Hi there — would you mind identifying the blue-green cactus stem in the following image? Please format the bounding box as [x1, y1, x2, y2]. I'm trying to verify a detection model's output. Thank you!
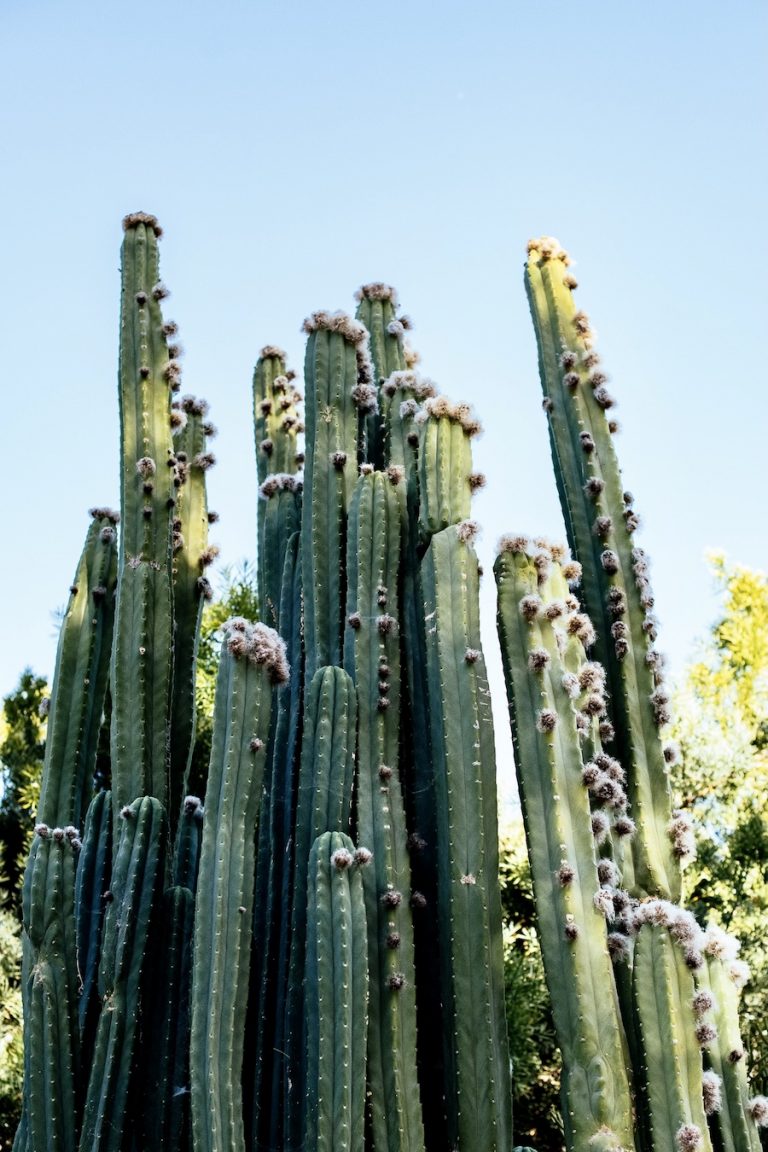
[171, 794, 204, 891]
[253, 346, 303, 608]
[249, 532, 304, 1151]
[631, 911, 713, 1152]
[189, 618, 287, 1152]
[283, 664, 356, 1151]
[417, 395, 482, 542]
[79, 794, 166, 1152]
[111, 213, 176, 815]
[301, 310, 373, 679]
[37, 509, 118, 831]
[258, 473, 302, 629]
[169, 395, 215, 831]
[22, 824, 81, 1152]
[344, 470, 425, 1152]
[140, 883, 195, 1151]
[354, 283, 407, 467]
[253, 346, 303, 484]
[494, 539, 635, 1151]
[379, 371, 435, 480]
[421, 522, 512, 1151]
[74, 790, 112, 1066]
[698, 929, 762, 1152]
[525, 238, 678, 902]
[305, 831, 369, 1152]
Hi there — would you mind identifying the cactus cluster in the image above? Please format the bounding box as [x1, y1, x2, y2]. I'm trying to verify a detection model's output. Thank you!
[494, 237, 766, 1152]
[11, 217, 764, 1152]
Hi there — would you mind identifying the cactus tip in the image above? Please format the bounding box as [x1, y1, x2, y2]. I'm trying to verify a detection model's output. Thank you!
[122, 211, 162, 236]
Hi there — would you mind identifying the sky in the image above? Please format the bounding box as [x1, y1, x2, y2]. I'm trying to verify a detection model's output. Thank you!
[1, 0, 766, 804]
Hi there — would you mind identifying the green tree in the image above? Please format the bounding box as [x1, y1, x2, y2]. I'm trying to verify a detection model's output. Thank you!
[0, 908, 23, 1148]
[0, 670, 47, 917]
[671, 554, 768, 1096]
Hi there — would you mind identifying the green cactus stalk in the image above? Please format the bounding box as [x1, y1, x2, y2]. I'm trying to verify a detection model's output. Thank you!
[301, 310, 373, 678]
[495, 539, 636, 1151]
[189, 618, 288, 1152]
[169, 395, 215, 830]
[140, 882, 196, 1150]
[258, 473, 302, 631]
[696, 928, 762, 1152]
[524, 237, 678, 902]
[417, 395, 481, 542]
[631, 916, 713, 1152]
[344, 469, 425, 1152]
[79, 795, 166, 1152]
[22, 824, 81, 1152]
[74, 789, 112, 1067]
[354, 283, 407, 467]
[283, 664, 357, 1151]
[421, 521, 512, 1151]
[253, 346, 303, 620]
[305, 831, 369, 1152]
[111, 212, 177, 816]
[36, 509, 118, 831]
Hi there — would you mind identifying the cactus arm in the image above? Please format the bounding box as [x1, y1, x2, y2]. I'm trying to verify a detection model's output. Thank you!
[259, 475, 302, 629]
[632, 922, 713, 1152]
[169, 396, 213, 829]
[37, 511, 118, 831]
[305, 831, 368, 1152]
[253, 347, 302, 610]
[495, 544, 636, 1151]
[344, 471, 425, 1152]
[79, 795, 166, 1152]
[417, 401, 478, 541]
[75, 790, 112, 1062]
[189, 620, 286, 1152]
[354, 284, 405, 467]
[22, 828, 80, 1152]
[525, 242, 678, 901]
[421, 524, 512, 1151]
[301, 314, 371, 677]
[140, 883, 195, 1151]
[699, 941, 762, 1152]
[111, 215, 175, 813]
[283, 664, 356, 1151]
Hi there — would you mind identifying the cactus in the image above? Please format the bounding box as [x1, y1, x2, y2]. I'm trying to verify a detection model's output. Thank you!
[15, 214, 762, 1152]
[79, 795, 166, 1152]
[495, 540, 635, 1150]
[305, 831, 369, 1152]
[189, 618, 287, 1152]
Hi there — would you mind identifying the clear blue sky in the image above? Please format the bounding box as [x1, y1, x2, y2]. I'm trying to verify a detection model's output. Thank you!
[1, 1, 766, 800]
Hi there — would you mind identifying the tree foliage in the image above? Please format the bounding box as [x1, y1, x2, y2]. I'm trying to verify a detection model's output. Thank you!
[0, 670, 47, 917]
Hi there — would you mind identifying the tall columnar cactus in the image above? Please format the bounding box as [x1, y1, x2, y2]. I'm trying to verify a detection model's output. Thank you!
[36, 509, 118, 830]
[189, 618, 288, 1152]
[79, 795, 166, 1152]
[21, 824, 81, 1152]
[111, 212, 177, 815]
[524, 237, 679, 902]
[493, 239, 766, 1152]
[253, 345, 302, 624]
[169, 395, 215, 828]
[495, 539, 635, 1151]
[301, 311, 373, 678]
[421, 521, 512, 1151]
[305, 831, 369, 1152]
[344, 470, 425, 1152]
